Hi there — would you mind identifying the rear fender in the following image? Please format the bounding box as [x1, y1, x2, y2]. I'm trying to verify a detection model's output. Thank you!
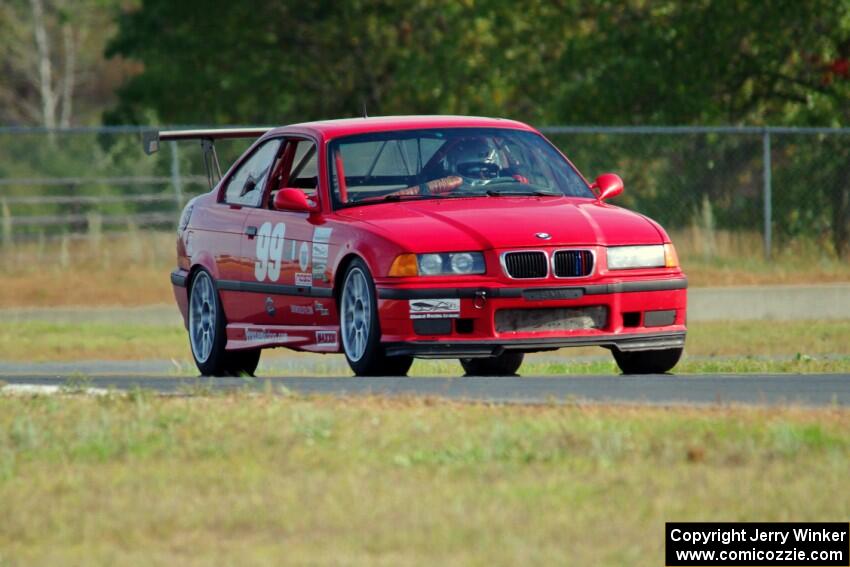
[189, 250, 221, 282]
[180, 251, 223, 328]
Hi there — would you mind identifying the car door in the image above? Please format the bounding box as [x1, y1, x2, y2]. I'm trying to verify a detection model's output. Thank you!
[214, 137, 283, 321]
[239, 138, 327, 330]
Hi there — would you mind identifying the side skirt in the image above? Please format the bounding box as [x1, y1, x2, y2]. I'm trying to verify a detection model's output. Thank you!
[225, 323, 341, 353]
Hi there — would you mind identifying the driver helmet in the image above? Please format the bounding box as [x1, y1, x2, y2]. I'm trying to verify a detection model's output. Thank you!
[449, 139, 501, 183]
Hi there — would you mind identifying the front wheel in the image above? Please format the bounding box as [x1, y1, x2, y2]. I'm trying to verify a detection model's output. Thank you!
[460, 352, 525, 376]
[612, 347, 683, 374]
[340, 259, 413, 376]
[188, 269, 261, 376]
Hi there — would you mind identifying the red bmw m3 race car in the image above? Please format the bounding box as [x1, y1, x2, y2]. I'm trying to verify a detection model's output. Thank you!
[144, 116, 687, 377]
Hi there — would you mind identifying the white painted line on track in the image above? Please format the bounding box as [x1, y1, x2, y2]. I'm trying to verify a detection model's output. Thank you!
[1, 384, 114, 396]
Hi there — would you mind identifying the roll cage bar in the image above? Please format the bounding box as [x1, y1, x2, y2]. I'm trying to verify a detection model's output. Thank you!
[143, 128, 271, 189]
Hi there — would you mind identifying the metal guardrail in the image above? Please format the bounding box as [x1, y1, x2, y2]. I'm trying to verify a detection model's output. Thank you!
[0, 133, 209, 239]
[9, 212, 178, 227]
[537, 126, 849, 258]
[0, 124, 846, 135]
[5, 193, 187, 205]
[538, 125, 850, 135]
[0, 175, 207, 187]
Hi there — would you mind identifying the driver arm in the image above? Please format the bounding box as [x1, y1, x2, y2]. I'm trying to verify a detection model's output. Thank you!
[378, 175, 463, 199]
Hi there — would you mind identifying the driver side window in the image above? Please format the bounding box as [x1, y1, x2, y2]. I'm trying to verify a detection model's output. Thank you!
[224, 139, 282, 206]
[289, 140, 318, 191]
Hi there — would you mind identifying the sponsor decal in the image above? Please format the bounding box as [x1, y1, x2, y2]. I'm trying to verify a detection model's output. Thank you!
[316, 330, 338, 346]
[245, 329, 288, 342]
[312, 246, 329, 281]
[409, 298, 461, 319]
[265, 297, 276, 316]
[312, 227, 333, 282]
[295, 272, 313, 287]
[298, 241, 310, 271]
[314, 301, 329, 317]
[290, 304, 314, 316]
[314, 227, 333, 244]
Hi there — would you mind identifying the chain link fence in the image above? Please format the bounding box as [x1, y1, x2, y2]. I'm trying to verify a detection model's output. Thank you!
[543, 126, 850, 262]
[0, 125, 848, 262]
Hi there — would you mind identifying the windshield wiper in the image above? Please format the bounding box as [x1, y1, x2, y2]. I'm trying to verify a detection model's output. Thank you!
[381, 193, 429, 202]
[485, 188, 560, 197]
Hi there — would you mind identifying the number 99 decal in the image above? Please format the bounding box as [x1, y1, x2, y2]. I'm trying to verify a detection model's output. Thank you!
[255, 222, 286, 281]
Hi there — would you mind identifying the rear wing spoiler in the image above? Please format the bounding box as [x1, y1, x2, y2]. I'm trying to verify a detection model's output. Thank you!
[143, 128, 271, 189]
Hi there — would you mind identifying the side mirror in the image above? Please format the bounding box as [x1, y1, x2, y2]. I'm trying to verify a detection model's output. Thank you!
[592, 173, 624, 202]
[273, 188, 314, 212]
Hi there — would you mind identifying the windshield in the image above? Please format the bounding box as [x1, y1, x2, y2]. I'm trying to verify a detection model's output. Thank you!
[328, 128, 593, 208]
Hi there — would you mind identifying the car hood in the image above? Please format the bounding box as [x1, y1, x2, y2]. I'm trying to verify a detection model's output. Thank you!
[337, 196, 664, 251]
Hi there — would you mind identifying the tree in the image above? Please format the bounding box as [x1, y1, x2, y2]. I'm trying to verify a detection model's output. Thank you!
[106, 0, 850, 126]
[547, 0, 850, 127]
[104, 0, 587, 125]
[0, 0, 133, 127]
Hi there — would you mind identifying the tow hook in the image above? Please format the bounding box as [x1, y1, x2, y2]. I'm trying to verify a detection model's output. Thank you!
[473, 290, 488, 310]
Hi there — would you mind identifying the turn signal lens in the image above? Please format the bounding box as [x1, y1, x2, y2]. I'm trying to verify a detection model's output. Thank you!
[664, 243, 679, 268]
[388, 254, 419, 277]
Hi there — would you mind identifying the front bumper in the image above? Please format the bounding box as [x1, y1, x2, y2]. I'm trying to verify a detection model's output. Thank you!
[376, 276, 687, 358]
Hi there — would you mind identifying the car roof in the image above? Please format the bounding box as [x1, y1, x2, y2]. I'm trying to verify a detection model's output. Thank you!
[267, 115, 536, 140]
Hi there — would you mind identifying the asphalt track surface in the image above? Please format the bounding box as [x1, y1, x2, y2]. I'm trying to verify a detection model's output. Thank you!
[2, 374, 849, 406]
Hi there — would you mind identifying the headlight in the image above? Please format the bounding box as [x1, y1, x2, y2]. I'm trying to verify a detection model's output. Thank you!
[419, 253, 444, 275]
[606, 245, 666, 270]
[388, 252, 486, 276]
[450, 253, 475, 273]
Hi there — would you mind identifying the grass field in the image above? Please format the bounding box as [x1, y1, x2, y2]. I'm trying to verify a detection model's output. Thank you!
[2, 235, 847, 565]
[2, 231, 849, 308]
[0, 394, 848, 565]
[1, 319, 849, 375]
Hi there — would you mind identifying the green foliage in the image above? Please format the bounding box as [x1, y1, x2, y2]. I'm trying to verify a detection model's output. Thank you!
[556, 0, 850, 126]
[106, 0, 850, 127]
[0, 0, 134, 126]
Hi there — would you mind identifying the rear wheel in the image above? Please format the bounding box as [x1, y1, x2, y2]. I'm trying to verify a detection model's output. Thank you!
[340, 259, 413, 376]
[189, 269, 261, 376]
[460, 352, 525, 376]
[612, 347, 682, 374]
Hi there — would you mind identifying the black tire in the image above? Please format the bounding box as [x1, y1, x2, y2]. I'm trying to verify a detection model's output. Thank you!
[340, 258, 413, 376]
[223, 348, 261, 377]
[460, 352, 525, 376]
[188, 269, 262, 377]
[612, 347, 683, 374]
